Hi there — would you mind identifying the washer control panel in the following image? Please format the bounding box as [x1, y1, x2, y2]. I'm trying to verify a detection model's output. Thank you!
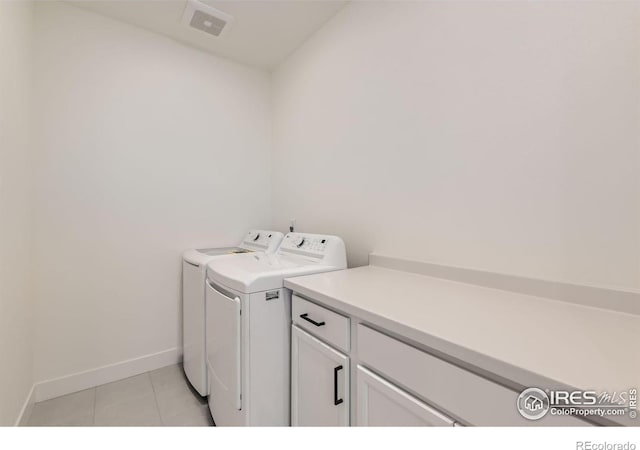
[241, 230, 284, 253]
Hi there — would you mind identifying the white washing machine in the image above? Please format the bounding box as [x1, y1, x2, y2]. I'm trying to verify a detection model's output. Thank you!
[182, 230, 284, 396]
[204, 232, 347, 426]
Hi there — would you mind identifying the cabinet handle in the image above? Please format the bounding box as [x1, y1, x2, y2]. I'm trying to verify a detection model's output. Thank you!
[333, 365, 344, 406]
[300, 313, 325, 327]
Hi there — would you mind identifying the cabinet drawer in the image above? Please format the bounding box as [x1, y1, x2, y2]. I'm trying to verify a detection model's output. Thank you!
[357, 325, 591, 427]
[357, 365, 455, 427]
[292, 295, 350, 352]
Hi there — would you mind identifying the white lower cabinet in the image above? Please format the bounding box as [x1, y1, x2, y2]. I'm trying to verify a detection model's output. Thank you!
[290, 295, 594, 427]
[291, 325, 350, 426]
[356, 366, 455, 427]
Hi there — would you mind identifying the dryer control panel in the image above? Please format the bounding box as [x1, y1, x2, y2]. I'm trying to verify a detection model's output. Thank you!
[278, 233, 347, 269]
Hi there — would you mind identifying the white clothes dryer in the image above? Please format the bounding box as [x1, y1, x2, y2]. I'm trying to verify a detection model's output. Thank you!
[204, 232, 347, 425]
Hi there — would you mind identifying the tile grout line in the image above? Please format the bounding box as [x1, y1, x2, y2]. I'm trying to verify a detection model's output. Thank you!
[148, 371, 164, 426]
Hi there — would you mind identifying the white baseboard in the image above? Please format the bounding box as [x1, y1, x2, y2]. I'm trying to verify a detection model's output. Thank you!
[33, 347, 182, 403]
[15, 384, 36, 427]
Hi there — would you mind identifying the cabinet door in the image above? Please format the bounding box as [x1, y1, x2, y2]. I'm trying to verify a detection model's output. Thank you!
[356, 366, 455, 426]
[292, 325, 349, 426]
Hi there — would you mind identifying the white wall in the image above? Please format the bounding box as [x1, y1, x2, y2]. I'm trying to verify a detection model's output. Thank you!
[272, 1, 640, 291]
[3, 0, 638, 411]
[32, 2, 272, 384]
[0, 0, 35, 425]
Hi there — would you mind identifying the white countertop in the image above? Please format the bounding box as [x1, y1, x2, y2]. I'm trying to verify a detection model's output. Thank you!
[284, 265, 640, 402]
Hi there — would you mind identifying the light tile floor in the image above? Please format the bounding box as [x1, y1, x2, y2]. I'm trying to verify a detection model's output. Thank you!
[27, 364, 214, 426]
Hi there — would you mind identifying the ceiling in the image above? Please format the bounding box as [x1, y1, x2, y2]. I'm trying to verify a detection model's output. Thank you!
[68, 0, 347, 70]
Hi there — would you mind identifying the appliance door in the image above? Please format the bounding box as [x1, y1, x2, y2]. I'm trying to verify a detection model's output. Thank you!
[182, 260, 207, 396]
[206, 279, 242, 412]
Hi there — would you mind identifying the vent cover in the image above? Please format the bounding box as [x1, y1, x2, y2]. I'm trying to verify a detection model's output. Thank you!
[181, 0, 233, 38]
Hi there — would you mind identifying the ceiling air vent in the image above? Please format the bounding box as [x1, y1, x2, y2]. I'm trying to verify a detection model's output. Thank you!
[181, 0, 234, 38]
